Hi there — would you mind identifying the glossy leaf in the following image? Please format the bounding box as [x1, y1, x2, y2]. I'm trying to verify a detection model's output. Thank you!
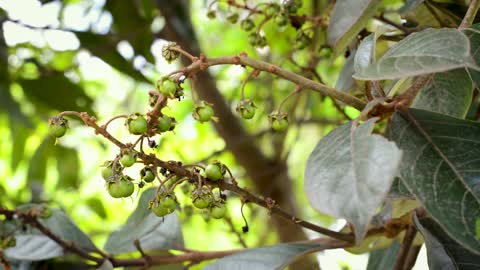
[328, 0, 382, 58]
[414, 213, 480, 270]
[366, 241, 400, 270]
[412, 69, 473, 118]
[354, 28, 477, 80]
[304, 118, 402, 243]
[204, 243, 321, 270]
[104, 188, 184, 254]
[389, 109, 480, 253]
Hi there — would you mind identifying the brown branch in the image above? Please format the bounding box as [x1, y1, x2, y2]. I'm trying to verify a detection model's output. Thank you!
[460, 0, 480, 28]
[393, 225, 418, 270]
[173, 53, 366, 111]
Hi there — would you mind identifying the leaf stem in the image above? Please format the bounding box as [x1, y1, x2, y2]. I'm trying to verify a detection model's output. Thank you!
[460, 0, 480, 29]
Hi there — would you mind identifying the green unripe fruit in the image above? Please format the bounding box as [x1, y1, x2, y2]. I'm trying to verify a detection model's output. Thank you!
[206, 9, 216, 19]
[151, 202, 171, 217]
[240, 19, 255, 31]
[264, 4, 280, 17]
[284, 0, 302, 13]
[227, 13, 239, 24]
[101, 161, 122, 181]
[274, 13, 288, 27]
[210, 203, 227, 219]
[294, 31, 312, 50]
[48, 116, 68, 138]
[108, 176, 134, 198]
[151, 193, 177, 217]
[120, 151, 137, 167]
[269, 112, 289, 131]
[191, 187, 213, 209]
[157, 115, 173, 133]
[158, 79, 177, 97]
[193, 101, 215, 123]
[236, 99, 256, 119]
[126, 114, 148, 135]
[205, 161, 226, 181]
[140, 167, 155, 183]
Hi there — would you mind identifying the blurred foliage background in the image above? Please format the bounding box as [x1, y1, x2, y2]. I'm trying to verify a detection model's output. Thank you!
[0, 0, 433, 269]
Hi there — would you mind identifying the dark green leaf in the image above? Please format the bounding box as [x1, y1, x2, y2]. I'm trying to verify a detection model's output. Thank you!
[304, 118, 402, 243]
[389, 109, 480, 253]
[328, 0, 383, 58]
[86, 197, 107, 219]
[75, 32, 149, 82]
[54, 146, 80, 189]
[412, 69, 473, 119]
[204, 243, 321, 270]
[366, 241, 400, 270]
[19, 73, 95, 115]
[354, 29, 477, 80]
[413, 212, 480, 270]
[10, 122, 31, 171]
[27, 136, 55, 183]
[104, 188, 184, 254]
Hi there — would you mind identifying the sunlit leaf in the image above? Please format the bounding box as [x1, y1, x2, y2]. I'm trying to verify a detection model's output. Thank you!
[10, 122, 31, 171]
[412, 69, 473, 118]
[104, 188, 184, 254]
[354, 28, 477, 80]
[204, 243, 321, 270]
[304, 118, 402, 243]
[86, 197, 108, 219]
[328, 0, 383, 58]
[389, 109, 480, 253]
[27, 136, 55, 184]
[413, 212, 480, 270]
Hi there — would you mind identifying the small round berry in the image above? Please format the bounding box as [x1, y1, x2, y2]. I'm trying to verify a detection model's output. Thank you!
[101, 161, 122, 181]
[126, 114, 148, 135]
[191, 187, 213, 209]
[226, 13, 239, 24]
[269, 112, 289, 131]
[240, 19, 255, 31]
[206, 9, 216, 19]
[157, 115, 174, 133]
[48, 116, 68, 138]
[210, 202, 227, 219]
[193, 101, 215, 123]
[274, 13, 289, 27]
[120, 150, 137, 167]
[158, 79, 177, 97]
[236, 99, 256, 119]
[294, 30, 312, 50]
[264, 4, 280, 17]
[107, 176, 134, 198]
[140, 167, 156, 183]
[284, 0, 302, 14]
[205, 161, 226, 181]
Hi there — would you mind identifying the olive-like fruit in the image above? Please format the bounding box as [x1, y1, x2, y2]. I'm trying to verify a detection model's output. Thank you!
[107, 176, 134, 198]
[269, 112, 289, 131]
[205, 161, 226, 181]
[120, 151, 137, 167]
[210, 203, 227, 219]
[158, 79, 177, 97]
[126, 114, 148, 135]
[240, 19, 255, 31]
[48, 116, 68, 138]
[193, 101, 215, 123]
[140, 167, 156, 183]
[236, 99, 256, 119]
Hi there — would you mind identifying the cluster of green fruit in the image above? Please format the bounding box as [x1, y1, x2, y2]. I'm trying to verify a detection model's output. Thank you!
[206, 0, 310, 49]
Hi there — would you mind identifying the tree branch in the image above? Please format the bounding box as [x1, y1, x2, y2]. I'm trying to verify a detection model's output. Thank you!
[460, 0, 480, 28]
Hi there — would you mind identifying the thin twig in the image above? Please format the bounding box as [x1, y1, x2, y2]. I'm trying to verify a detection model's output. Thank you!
[460, 0, 480, 28]
[393, 225, 418, 270]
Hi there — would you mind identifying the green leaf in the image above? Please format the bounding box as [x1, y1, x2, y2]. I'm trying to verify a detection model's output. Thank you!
[354, 33, 376, 73]
[54, 146, 80, 189]
[413, 212, 480, 270]
[304, 118, 403, 243]
[40, 209, 97, 251]
[86, 197, 107, 219]
[328, 0, 383, 58]
[4, 234, 63, 260]
[354, 28, 477, 80]
[335, 49, 356, 92]
[366, 241, 400, 270]
[75, 32, 149, 82]
[104, 188, 184, 254]
[464, 24, 480, 88]
[10, 122, 31, 171]
[204, 243, 321, 270]
[389, 108, 480, 253]
[19, 73, 95, 115]
[412, 69, 473, 118]
[27, 136, 55, 183]
[4, 208, 97, 261]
